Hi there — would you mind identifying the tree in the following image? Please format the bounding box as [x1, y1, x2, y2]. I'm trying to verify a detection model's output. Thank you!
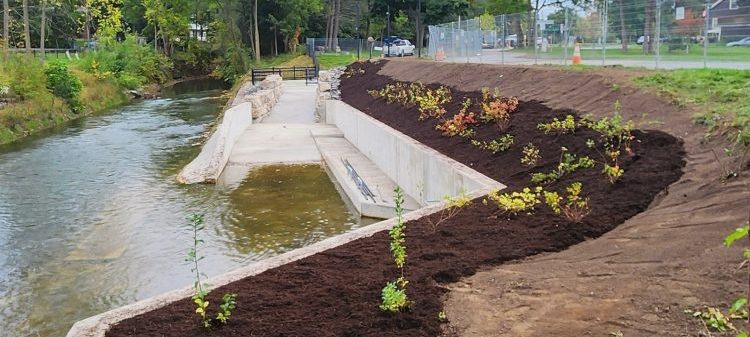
[22, 0, 30, 55]
[253, 0, 259, 60]
[2, 0, 9, 56]
[40, 0, 46, 58]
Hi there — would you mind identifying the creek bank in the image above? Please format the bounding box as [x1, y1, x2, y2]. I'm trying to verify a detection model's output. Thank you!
[99, 61, 684, 337]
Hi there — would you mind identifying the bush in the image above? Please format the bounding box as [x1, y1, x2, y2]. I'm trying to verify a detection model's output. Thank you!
[0, 55, 47, 100]
[81, 35, 173, 89]
[45, 61, 84, 113]
[212, 45, 250, 83]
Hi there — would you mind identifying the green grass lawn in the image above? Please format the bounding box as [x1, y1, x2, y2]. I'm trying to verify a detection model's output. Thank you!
[520, 44, 750, 62]
[316, 50, 383, 69]
[633, 69, 750, 143]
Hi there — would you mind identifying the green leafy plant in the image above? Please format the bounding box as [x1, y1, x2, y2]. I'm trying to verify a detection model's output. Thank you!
[428, 192, 472, 230]
[381, 186, 410, 313]
[486, 187, 543, 216]
[543, 182, 591, 223]
[531, 147, 595, 184]
[44, 61, 84, 113]
[186, 214, 238, 328]
[471, 134, 514, 154]
[521, 143, 541, 167]
[187, 214, 211, 328]
[415, 86, 452, 120]
[537, 115, 578, 135]
[438, 310, 447, 322]
[436, 112, 478, 136]
[216, 293, 238, 324]
[582, 111, 636, 184]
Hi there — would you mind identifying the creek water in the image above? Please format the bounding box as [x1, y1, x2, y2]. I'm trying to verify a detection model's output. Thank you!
[0, 79, 367, 337]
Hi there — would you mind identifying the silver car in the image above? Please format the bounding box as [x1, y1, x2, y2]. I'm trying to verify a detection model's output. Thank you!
[727, 37, 750, 47]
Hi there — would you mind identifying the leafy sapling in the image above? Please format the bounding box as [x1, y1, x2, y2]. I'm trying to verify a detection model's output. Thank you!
[381, 186, 410, 313]
[531, 147, 594, 184]
[186, 214, 238, 328]
[428, 192, 472, 230]
[521, 143, 541, 167]
[543, 182, 592, 223]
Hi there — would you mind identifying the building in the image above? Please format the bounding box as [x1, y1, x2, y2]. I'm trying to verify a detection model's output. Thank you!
[709, 0, 750, 41]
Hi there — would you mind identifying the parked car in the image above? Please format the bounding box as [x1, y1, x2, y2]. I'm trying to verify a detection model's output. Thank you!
[384, 39, 415, 56]
[727, 37, 750, 47]
[636, 35, 669, 45]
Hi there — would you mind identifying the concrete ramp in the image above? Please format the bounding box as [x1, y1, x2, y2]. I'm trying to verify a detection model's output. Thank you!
[315, 136, 421, 219]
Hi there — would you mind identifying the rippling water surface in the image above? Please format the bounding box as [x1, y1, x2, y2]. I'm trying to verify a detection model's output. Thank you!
[0, 80, 365, 337]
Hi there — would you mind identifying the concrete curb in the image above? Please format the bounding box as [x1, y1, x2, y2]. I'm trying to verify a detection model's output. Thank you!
[66, 103, 506, 337]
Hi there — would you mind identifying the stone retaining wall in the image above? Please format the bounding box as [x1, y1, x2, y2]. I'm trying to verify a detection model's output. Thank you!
[314, 69, 343, 122]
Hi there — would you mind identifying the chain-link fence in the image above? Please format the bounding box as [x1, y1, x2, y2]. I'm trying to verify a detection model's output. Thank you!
[428, 0, 750, 69]
[306, 38, 385, 68]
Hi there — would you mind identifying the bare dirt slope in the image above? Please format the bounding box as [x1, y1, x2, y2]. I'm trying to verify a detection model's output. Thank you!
[380, 60, 749, 337]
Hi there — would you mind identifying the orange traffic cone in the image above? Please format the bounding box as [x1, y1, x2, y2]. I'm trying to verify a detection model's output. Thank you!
[572, 43, 582, 65]
[436, 47, 446, 61]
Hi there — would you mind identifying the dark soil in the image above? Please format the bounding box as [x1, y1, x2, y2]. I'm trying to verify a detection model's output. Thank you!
[106, 61, 685, 337]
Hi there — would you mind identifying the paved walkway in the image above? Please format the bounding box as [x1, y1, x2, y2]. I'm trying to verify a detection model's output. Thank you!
[445, 49, 750, 69]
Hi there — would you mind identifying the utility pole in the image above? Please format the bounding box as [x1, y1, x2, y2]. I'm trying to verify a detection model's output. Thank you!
[564, 7, 569, 65]
[655, 0, 662, 69]
[416, 0, 421, 58]
[704, 0, 710, 68]
[602, 0, 608, 66]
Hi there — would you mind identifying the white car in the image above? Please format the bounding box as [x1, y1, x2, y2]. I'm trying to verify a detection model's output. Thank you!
[727, 37, 750, 47]
[384, 39, 415, 57]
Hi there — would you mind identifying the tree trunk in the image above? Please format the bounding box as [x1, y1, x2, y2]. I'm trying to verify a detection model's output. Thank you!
[618, 0, 627, 52]
[22, 0, 30, 55]
[513, 17, 523, 47]
[325, 0, 332, 50]
[332, 0, 340, 52]
[643, 0, 653, 54]
[273, 25, 277, 56]
[40, 0, 46, 59]
[2, 0, 9, 57]
[253, 0, 260, 61]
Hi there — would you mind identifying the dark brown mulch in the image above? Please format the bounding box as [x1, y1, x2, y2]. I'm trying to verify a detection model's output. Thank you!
[106, 61, 685, 337]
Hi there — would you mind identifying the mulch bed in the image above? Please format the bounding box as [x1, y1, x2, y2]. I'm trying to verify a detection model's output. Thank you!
[106, 61, 685, 337]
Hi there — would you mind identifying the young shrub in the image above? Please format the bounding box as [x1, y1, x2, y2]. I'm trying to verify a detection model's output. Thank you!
[543, 182, 591, 223]
[436, 112, 477, 136]
[186, 214, 238, 328]
[486, 187, 542, 216]
[471, 134, 514, 154]
[521, 143, 541, 167]
[531, 147, 595, 184]
[44, 61, 84, 113]
[415, 86, 452, 120]
[381, 186, 410, 313]
[478, 88, 519, 131]
[582, 111, 636, 184]
[537, 115, 578, 135]
[428, 192, 472, 230]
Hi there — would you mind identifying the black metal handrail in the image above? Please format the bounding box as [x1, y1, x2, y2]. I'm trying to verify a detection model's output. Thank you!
[251, 66, 319, 85]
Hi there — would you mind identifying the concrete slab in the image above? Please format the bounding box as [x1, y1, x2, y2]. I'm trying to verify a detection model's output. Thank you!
[315, 136, 421, 219]
[261, 80, 317, 124]
[227, 124, 334, 166]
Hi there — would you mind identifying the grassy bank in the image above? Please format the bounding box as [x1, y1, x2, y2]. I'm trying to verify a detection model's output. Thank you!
[633, 69, 750, 143]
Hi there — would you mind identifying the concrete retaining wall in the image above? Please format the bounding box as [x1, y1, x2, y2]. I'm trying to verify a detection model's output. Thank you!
[176, 102, 254, 184]
[177, 75, 284, 184]
[324, 100, 502, 204]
